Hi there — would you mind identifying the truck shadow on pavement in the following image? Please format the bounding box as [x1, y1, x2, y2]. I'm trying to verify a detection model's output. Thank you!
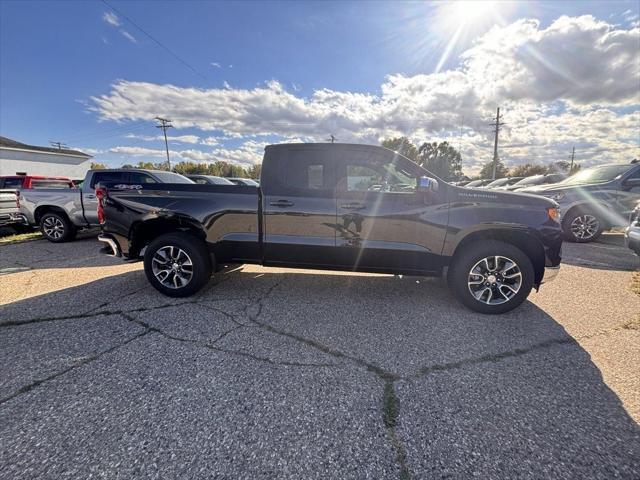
[1, 267, 639, 478]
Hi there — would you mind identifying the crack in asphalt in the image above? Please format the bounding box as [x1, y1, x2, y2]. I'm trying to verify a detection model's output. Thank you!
[0, 329, 151, 406]
[118, 312, 336, 369]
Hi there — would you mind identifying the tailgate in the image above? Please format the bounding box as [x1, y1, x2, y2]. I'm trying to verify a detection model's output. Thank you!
[0, 189, 19, 214]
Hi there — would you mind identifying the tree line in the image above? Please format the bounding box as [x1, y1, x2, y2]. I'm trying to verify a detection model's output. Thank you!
[380, 136, 580, 180]
[90, 160, 261, 179]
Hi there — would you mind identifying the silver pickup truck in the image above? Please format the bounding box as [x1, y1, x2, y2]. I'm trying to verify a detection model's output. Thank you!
[0, 189, 28, 229]
[20, 168, 193, 242]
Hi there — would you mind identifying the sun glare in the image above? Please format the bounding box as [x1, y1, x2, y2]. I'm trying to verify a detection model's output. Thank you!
[432, 0, 510, 73]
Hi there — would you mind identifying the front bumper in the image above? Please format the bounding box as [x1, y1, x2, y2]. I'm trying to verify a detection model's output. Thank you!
[542, 265, 560, 284]
[98, 234, 122, 257]
[624, 225, 640, 255]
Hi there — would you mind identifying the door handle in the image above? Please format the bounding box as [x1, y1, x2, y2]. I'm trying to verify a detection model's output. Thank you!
[85, 194, 96, 200]
[341, 203, 366, 210]
[270, 200, 294, 207]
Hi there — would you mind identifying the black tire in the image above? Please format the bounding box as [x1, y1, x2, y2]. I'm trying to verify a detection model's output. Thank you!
[143, 232, 213, 297]
[447, 240, 535, 314]
[39, 212, 76, 243]
[562, 209, 603, 243]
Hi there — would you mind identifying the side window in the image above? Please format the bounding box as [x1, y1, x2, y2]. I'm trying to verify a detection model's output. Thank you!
[90, 172, 128, 188]
[346, 165, 383, 192]
[130, 172, 158, 184]
[345, 162, 416, 193]
[279, 149, 332, 196]
[2, 178, 22, 188]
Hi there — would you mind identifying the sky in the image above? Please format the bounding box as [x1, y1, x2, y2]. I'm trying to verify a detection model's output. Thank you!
[0, 0, 638, 175]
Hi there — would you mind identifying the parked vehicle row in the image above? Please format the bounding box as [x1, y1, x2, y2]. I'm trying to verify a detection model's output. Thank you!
[98, 143, 562, 315]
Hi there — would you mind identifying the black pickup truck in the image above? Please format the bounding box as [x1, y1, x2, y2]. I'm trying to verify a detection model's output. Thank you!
[99, 143, 562, 314]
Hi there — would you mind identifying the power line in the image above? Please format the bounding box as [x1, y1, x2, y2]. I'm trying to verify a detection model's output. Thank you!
[49, 141, 68, 150]
[155, 117, 174, 170]
[101, 0, 208, 82]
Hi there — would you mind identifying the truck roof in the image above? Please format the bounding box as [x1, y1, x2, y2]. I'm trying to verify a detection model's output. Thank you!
[265, 142, 396, 155]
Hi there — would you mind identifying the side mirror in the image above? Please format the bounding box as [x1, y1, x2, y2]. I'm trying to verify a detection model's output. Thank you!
[417, 176, 439, 193]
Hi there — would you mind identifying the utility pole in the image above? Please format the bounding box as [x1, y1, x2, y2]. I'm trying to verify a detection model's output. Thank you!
[155, 117, 173, 170]
[49, 141, 68, 150]
[328, 134, 336, 144]
[569, 146, 575, 172]
[490, 107, 505, 179]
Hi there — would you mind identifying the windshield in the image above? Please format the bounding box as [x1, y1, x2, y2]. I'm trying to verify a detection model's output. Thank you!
[559, 164, 631, 186]
[513, 175, 544, 186]
[485, 178, 509, 187]
[153, 172, 194, 183]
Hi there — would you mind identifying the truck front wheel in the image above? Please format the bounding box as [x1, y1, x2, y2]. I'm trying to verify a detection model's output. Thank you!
[143, 233, 213, 297]
[447, 240, 534, 314]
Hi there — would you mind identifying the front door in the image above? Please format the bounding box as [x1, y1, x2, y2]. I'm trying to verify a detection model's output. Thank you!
[334, 146, 449, 274]
[263, 144, 337, 267]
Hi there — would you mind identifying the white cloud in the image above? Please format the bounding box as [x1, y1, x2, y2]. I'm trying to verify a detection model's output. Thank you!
[211, 62, 221, 68]
[92, 15, 640, 173]
[120, 30, 137, 43]
[125, 133, 200, 144]
[102, 11, 121, 27]
[109, 140, 267, 165]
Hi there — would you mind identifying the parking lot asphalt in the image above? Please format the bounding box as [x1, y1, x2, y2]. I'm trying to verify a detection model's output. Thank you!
[1, 234, 639, 479]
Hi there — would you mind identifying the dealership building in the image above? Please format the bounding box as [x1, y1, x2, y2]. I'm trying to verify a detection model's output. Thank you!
[0, 136, 92, 178]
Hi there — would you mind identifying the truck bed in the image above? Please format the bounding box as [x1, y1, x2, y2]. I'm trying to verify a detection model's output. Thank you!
[104, 183, 260, 260]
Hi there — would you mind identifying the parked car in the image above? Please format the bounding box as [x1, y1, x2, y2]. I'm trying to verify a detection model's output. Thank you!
[0, 175, 74, 189]
[506, 173, 567, 191]
[227, 177, 260, 186]
[483, 177, 525, 189]
[465, 178, 492, 188]
[19, 168, 193, 242]
[624, 200, 640, 255]
[0, 189, 28, 229]
[518, 161, 640, 242]
[185, 174, 235, 185]
[98, 143, 562, 314]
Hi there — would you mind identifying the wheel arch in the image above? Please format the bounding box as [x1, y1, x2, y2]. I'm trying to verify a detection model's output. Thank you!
[34, 205, 70, 224]
[561, 201, 614, 230]
[451, 228, 546, 286]
[129, 214, 207, 257]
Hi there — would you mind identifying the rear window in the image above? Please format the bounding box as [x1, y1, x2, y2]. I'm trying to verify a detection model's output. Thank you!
[90, 171, 128, 188]
[150, 172, 194, 183]
[31, 180, 72, 189]
[1, 178, 23, 188]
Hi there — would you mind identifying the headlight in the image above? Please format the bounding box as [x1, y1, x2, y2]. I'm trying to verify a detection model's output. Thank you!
[547, 207, 560, 222]
[550, 192, 565, 201]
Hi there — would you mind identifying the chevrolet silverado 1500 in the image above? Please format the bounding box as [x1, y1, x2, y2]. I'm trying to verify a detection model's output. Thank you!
[19, 168, 193, 242]
[99, 143, 562, 314]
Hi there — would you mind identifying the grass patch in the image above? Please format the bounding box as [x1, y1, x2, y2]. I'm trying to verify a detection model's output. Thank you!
[382, 381, 400, 429]
[0, 231, 41, 244]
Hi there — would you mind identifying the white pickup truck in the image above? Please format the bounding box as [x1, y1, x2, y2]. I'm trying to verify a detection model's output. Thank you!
[19, 168, 193, 242]
[0, 189, 28, 229]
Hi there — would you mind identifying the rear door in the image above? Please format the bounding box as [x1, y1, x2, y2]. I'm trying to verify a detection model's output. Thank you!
[263, 145, 337, 266]
[334, 146, 449, 274]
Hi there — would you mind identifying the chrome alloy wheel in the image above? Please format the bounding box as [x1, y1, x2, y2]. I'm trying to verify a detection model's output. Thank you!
[570, 214, 599, 240]
[151, 246, 194, 289]
[467, 255, 523, 305]
[42, 216, 65, 239]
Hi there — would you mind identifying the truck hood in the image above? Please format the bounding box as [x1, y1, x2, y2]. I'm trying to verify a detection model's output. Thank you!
[453, 185, 557, 208]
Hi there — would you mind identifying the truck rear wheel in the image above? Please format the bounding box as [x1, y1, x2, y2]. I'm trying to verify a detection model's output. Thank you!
[143, 233, 213, 297]
[40, 212, 76, 243]
[447, 240, 534, 314]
